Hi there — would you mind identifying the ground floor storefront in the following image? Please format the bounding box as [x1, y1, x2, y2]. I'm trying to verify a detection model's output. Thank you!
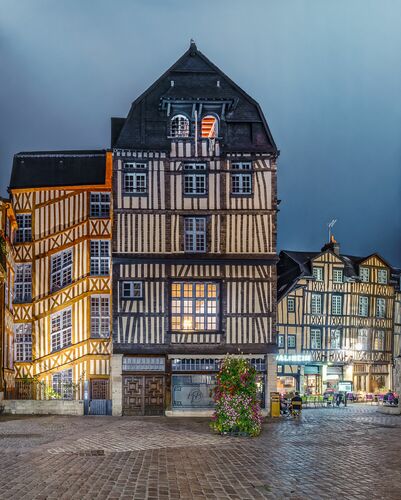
[112, 354, 276, 416]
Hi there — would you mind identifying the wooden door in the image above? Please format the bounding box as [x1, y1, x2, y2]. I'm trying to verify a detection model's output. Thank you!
[122, 375, 164, 416]
[123, 376, 144, 416]
[144, 375, 164, 416]
[91, 379, 109, 400]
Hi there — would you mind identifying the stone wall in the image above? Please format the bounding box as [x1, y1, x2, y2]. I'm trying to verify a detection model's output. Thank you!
[1, 399, 84, 416]
[393, 357, 401, 394]
[111, 354, 123, 416]
[266, 353, 277, 416]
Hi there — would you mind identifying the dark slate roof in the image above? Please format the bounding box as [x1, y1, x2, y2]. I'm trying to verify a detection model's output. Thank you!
[278, 249, 399, 300]
[10, 150, 107, 189]
[113, 41, 277, 154]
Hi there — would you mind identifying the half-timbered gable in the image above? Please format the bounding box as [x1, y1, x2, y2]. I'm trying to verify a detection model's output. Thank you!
[111, 42, 278, 415]
[277, 240, 398, 395]
[9, 151, 112, 402]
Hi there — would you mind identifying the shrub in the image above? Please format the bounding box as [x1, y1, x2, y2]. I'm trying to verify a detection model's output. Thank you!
[211, 356, 263, 437]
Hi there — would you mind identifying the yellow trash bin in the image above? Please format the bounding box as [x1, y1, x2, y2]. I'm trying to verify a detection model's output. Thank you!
[270, 391, 281, 417]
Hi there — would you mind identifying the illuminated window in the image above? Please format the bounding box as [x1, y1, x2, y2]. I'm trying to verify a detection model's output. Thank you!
[52, 368, 73, 400]
[171, 114, 190, 138]
[14, 323, 32, 362]
[171, 282, 219, 332]
[358, 296, 369, 317]
[184, 217, 206, 252]
[311, 294, 322, 314]
[90, 241, 110, 276]
[122, 281, 143, 299]
[359, 267, 369, 282]
[312, 266, 324, 281]
[124, 163, 147, 194]
[51, 309, 72, 352]
[51, 249, 72, 292]
[90, 296, 110, 338]
[332, 269, 343, 283]
[15, 214, 32, 243]
[14, 264, 32, 303]
[201, 115, 218, 138]
[311, 329, 322, 349]
[90, 192, 110, 218]
[231, 162, 252, 195]
[377, 269, 388, 284]
[357, 329, 368, 350]
[376, 298, 386, 318]
[330, 329, 341, 349]
[183, 163, 207, 195]
[374, 330, 385, 351]
[287, 297, 295, 312]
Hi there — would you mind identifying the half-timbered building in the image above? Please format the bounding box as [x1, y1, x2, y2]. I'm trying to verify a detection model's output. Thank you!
[0, 198, 17, 397]
[111, 42, 279, 415]
[277, 238, 399, 395]
[8, 151, 112, 402]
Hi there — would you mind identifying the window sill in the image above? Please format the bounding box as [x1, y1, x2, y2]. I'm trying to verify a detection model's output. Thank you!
[230, 193, 253, 198]
[123, 192, 149, 197]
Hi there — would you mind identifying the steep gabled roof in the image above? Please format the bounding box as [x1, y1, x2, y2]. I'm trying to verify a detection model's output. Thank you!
[113, 41, 278, 153]
[10, 150, 107, 189]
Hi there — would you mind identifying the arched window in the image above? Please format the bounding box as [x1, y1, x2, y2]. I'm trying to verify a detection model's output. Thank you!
[201, 115, 218, 138]
[170, 114, 190, 138]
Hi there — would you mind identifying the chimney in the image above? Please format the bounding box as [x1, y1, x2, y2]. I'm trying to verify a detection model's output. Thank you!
[321, 234, 340, 256]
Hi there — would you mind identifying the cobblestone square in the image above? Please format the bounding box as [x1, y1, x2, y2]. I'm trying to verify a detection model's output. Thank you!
[0, 405, 400, 499]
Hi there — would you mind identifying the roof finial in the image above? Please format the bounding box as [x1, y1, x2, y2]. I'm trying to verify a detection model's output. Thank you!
[189, 39, 197, 55]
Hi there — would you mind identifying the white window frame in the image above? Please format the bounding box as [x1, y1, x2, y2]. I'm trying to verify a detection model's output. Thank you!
[358, 296, 369, 317]
[122, 281, 143, 299]
[287, 297, 295, 313]
[332, 269, 343, 283]
[288, 335, 296, 349]
[90, 192, 110, 218]
[183, 163, 207, 196]
[330, 329, 342, 349]
[90, 295, 110, 338]
[332, 295, 342, 315]
[359, 267, 370, 282]
[357, 329, 368, 350]
[311, 294, 322, 315]
[51, 249, 72, 292]
[170, 114, 190, 138]
[184, 217, 206, 253]
[374, 330, 385, 351]
[376, 298, 386, 318]
[90, 240, 110, 276]
[52, 368, 73, 400]
[231, 162, 252, 195]
[14, 263, 32, 303]
[377, 269, 388, 284]
[14, 323, 32, 362]
[312, 266, 324, 281]
[277, 335, 285, 348]
[15, 213, 32, 243]
[311, 329, 322, 349]
[123, 163, 148, 194]
[51, 308, 72, 352]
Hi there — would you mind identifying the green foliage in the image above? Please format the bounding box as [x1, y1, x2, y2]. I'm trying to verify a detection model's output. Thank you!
[211, 356, 263, 437]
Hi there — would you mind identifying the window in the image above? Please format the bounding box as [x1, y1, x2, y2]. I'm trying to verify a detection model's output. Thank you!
[377, 269, 388, 284]
[171, 114, 190, 138]
[312, 267, 324, 281]
[14, 323, 32, 362]
[332, 269, 343, 283]
[311, 294, 322, 314]
[124, 163, 147, 194]
[231, 162, 252, 195]
[90, 296, 110, 338]
[288, 335, 296, 349]
[90, 241, 110, 276]
[374, 330, 385, 351]
[52, 369, 73, 400]
[171, 282, 219, 331]
[287, 297, 295, 313]
[14, 264, 32, 303]
[376, 298, 386, 318]
[51, 249, 72, 292]
[277, 335, 284, 348]
[357, 329, 368, 350]
[15, 214, 32, 243]
[51, 309, 72, 352]
[358, 296, 369, 317]
[90, 192, 110, 218]
[311, 329, 322, 349]
[201, 115, 218, 138]
[332, 295, 342, 315]
[184, 217, 206, 252]
[330, 329, 342, 349]
[183, 163, 207, 195]
[359, 267, 370, 282]
[122, 281, 143, 299]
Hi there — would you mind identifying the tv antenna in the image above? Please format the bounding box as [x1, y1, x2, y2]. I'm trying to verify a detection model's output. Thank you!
[327, 219, 337, 241]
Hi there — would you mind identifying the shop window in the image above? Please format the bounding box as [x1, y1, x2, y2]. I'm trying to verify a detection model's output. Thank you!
[172, 374, 216, 409]
[171, 114, 190, 138]
[201, 115, 218, 138]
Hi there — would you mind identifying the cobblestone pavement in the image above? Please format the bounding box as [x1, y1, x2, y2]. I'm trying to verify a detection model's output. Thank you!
[0, 405, 401, 499]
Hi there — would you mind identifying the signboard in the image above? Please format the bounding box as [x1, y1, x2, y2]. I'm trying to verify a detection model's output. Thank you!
[276, 354, 312, 364]
[338, 381, 353, 392]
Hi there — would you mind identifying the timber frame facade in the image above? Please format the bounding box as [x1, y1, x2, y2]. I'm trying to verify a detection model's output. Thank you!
[111, 42, 279, 415]
[277, 240, 400, 395]
[8, 151, 112, 401]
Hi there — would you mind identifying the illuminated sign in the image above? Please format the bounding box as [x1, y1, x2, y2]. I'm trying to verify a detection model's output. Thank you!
[276, 354, 312, 363]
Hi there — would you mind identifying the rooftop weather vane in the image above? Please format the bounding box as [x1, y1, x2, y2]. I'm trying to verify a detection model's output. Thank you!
[327, 219, 337, 242]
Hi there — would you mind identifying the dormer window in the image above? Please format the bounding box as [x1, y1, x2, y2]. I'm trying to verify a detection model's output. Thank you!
[201, 115, 218, 138]
[171, 114, 190, 138]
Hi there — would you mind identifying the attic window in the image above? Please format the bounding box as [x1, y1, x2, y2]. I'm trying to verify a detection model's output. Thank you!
[201, 115, 218, 138]
[171, 114, 190, 138]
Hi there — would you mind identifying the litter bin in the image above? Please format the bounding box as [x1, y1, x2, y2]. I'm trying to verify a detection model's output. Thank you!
[270, 391, 280, 417]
